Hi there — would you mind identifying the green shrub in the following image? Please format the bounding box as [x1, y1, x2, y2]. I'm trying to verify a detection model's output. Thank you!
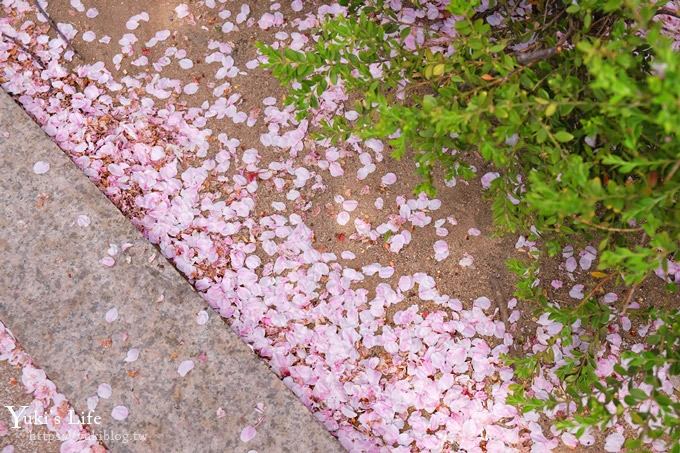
[259, 0, 680, 446]
[260, 0, 679, 283]
[504, 258, 680, 449]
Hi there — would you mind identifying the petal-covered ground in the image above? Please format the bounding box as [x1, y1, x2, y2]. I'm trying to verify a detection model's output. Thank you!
[1, 1, 678, 452]
[0, 321, 102, 452]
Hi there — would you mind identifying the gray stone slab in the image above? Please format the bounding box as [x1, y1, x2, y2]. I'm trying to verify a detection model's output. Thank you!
[0, 90, 342, 452]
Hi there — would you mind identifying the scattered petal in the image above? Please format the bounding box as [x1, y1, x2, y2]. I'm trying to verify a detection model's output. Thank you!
[32, 161, 50, 174]
[97, 383, 112, 399]
[569, 284, 585, 300]
[111, 405, 129, 421]
[178, 360, 194, 377]
[240, 425, 257, 442]
[76, 214, 91, 227]
[105, 308, 118, 323]
[604, 432, 624, 452]
[481, 172, 500, 189]
[175, 4, 189, 18]
[433, 240, 449, 262]
[124, 348, 140, 363]
[381, 172, 397, 185]
[196, 310, 209, 325]
[336, 211, 350, 226]
[467, 227, 481, 236]
[459, 253, 474, 268]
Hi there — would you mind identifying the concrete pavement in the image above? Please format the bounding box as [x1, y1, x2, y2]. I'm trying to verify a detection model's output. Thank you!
[0, 90, 342, 453]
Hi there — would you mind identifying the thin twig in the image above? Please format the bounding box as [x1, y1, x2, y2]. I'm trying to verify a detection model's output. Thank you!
[512, 20, 573, 68]
[515, 47, 558, 65]
[582, 273, 614, 303]
[664, 159, 680, 184]
[32, 0, 80, 57]
[619, 231, 649, 316]
[577, 218, 643, 233]
[620, 282, 640, 316]
[656, 7, 680, 20]
[0, 32, 46, 69]
[490, 262, 510, 326]
[542, 0, 553, 26]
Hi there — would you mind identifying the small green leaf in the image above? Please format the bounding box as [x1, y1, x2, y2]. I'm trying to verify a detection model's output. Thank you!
[545, 103, 557, 117]
[555, 131, 574, 142]
[629, 388, 648, 401]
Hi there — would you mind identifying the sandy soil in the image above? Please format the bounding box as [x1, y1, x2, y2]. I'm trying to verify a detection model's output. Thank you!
[46, 0, 523, 320]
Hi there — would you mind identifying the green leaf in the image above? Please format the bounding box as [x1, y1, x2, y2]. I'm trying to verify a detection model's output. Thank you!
[545, 103, 557, 117]
[555, 131, 574, 142]
[629, 388, 648, 401]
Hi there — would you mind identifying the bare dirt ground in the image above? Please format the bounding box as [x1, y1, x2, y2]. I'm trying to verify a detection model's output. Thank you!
[48, 0, 522, 319]
[45, 0, 672, 329]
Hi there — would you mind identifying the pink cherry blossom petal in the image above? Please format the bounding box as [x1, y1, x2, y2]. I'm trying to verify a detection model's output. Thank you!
[569, 284, 585, 300]
[433, 240, 449, 262]
[342, 200, 358, 212]
[196, 310, 209, 325]
[97, 383, 112, 399]
[459, 253, 474, 267]
[481, 172, 500, 189]
[603, 292, 618, 303]
[105, 308, 118, 323]
[565, 256, 577, 273]
[240, 425, 257, 442]
[32, 161, 50, 174]
[183, 83, 199, 95]
[111, 405, 129, 421]
[175, 4, 189, 18]
[76, 214, 91, 227]
[124, 348, 140, 363]
[381, 172, 397, 185]
[336, 211, 350, 226]
[467, 227, 481, 236]
[604, 432, 624, 452]
[178, 360, 194, 377]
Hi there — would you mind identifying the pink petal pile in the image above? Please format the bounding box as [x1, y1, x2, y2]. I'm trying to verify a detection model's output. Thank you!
[0, 321, 102, 452]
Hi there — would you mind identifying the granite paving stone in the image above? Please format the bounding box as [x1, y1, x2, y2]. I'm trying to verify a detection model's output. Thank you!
[0, 89, 343, 453]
